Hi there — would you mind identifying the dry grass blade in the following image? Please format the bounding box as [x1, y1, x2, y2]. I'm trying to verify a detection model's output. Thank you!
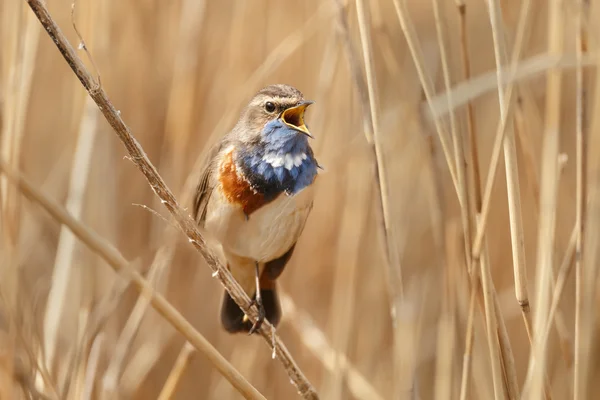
[24, 1, 318, 398]
[0, 159, 266, 400]
[525, 0, 564, 398]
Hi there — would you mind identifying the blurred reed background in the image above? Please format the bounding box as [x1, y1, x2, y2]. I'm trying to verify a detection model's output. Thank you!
[1, 0, 600, 399]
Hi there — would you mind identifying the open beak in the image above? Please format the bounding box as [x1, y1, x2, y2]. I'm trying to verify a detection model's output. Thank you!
[280, 100, 314, 138]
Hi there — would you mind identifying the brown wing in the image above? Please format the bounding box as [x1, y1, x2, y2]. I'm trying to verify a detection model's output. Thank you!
[192, 140, 227, 226]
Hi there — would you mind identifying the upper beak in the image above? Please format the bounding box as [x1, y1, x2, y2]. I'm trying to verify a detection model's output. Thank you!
[280, 100, 314, 138]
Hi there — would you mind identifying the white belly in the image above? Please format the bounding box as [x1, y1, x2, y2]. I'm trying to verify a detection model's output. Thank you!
[204, 186, 314, 262]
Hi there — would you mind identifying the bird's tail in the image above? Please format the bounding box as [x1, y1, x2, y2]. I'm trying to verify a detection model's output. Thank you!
[220, 285, 281, 334]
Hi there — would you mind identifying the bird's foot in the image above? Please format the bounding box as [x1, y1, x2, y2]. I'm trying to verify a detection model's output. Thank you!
[247, 296, 265, 335]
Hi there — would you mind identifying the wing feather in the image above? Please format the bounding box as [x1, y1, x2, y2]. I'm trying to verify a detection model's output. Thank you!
[193, 140, 227, 226]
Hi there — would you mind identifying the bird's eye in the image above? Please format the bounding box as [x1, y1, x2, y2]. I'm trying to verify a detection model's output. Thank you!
[265, 101, 276, 113]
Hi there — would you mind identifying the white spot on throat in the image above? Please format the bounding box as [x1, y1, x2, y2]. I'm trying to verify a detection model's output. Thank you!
[263, 152, 306, 171]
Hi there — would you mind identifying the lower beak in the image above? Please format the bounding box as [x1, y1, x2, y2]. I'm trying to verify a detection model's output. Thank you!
[280, 100, 314, 138]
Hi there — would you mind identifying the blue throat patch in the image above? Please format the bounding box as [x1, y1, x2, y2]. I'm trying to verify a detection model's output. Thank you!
[237, 119, 318, 198]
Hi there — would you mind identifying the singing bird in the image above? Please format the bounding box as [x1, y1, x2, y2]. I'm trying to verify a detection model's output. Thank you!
[193, 84, 319, 334]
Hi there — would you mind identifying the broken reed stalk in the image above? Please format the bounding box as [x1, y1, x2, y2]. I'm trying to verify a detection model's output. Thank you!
[23, 1, 319, 398]
[0, 159, 266, 400]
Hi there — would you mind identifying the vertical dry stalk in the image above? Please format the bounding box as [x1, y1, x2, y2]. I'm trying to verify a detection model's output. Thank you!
[460, 0, 533, 397]
[391, 0, 460, 193]
[44, 0, 106, 387]
[485, 0, 532, 346]
[354, 0, 405, 300]
[24, 1, 318, 398]
[472, 0, 532, 260]
[157, 342, 195, 400]
[541, 226, 577, 350]
[474, 213, 505, 400]
[321, 161, 369, 400]
[160, 0, 207, 191]
[0, 3, 40, 397]
[454, 3, 479, 397]
[459, 281, 477, 400]
[526, 0, 564, 398]
[43, 95, 99, 377]
[576, 104, 600, 397]
[430, 3, 460, 398]
[82, 332, 104, 400]
[462, 7, 535, 393]
[432, 0, 471, 271]
[351, 7, 412, 399]
[455, 0, 480, 210]
[333, 1, 403, 397]
[573, 1, 588, 398]
[389, 8, 521, 393]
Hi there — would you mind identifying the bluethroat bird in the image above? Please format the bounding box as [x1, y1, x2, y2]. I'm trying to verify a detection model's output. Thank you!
[193, 84, 319, 334]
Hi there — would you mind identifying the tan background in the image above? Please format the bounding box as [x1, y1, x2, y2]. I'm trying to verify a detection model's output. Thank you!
[1, 0, 597, 399]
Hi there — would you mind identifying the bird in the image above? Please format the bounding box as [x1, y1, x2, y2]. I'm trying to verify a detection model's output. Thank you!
[192, 84, 320, 335]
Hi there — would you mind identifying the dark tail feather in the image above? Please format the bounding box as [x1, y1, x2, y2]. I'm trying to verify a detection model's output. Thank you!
[220, 287, 281, 334]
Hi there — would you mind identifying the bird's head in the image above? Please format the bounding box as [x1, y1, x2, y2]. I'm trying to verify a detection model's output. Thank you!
[235, 84, 314, 152]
